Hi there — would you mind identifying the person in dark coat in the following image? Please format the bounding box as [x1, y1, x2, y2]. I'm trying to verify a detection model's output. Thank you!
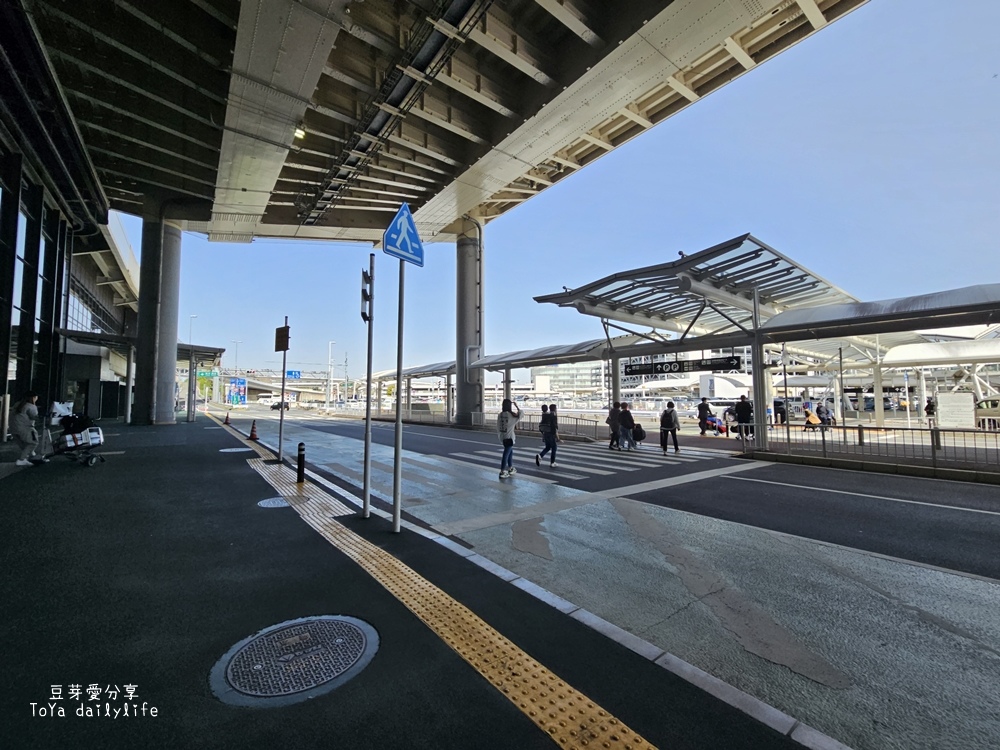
[734, 395, 754, 439]
[619, 403, 636, 451]
[536, 403, 560, 467]
[696, 397, 713, 435]
[606, 401, 621, 449]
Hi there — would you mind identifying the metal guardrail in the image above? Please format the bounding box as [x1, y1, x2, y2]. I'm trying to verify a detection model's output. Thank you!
[738, 421, 1000, 473]
[471, 412, 602, 441]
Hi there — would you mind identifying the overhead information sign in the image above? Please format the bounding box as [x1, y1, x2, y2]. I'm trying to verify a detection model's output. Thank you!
[383, 203, 424, 267]
[624, 356, 741, 376]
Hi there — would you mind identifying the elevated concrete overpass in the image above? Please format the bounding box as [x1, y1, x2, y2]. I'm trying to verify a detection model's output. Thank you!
[1, 0, 868, 424]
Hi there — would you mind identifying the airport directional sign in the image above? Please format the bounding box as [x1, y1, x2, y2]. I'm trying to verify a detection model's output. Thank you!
[286, 370, 302, 379]
[623, 356, 742, 376]
[383, 203, 424, 267]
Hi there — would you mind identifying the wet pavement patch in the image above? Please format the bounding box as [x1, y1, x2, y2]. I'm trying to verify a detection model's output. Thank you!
[257, 497, 291, 508]
[210, 616, 379, 707]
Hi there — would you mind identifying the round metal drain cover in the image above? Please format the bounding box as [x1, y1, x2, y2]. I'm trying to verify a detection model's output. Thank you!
[210, 616, 379, 707]
[258, 497, 290, 508]
[220, 447, 254, 453]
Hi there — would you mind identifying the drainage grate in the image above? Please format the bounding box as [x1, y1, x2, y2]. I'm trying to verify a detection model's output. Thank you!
[220, 447, 254, 453]
[210, 616, 379, 707]
[257, 497, 291, 508]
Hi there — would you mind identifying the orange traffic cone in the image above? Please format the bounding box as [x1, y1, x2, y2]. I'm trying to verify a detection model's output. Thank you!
[224, 412, 231, 425]
[249, 420, 259, 441]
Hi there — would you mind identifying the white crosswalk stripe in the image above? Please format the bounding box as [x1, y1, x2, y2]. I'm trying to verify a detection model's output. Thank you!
[452, 452, 588, 480]
[435, 440, 740, 482]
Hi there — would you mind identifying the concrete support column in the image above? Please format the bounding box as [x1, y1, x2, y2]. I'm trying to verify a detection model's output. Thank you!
[133, 215, 164, 425]
[133, 210, 182, 425]
[751, 290, 768, 451]
[455, 216, 484, 425]
[405, 377, 412, 414]
[155, 223, 182, 424]
[611, 356, 622, 405]
[503, 368, 512, 402]
[873, 365, 885, 427]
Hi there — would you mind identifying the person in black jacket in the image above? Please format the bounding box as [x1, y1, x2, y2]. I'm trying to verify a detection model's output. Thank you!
[535, 403, 560, 467]
[734, 395, 754, 440]
[696, 397, 713, 435]
[660, 401, 681, 454]
[619, 403, 636, 451]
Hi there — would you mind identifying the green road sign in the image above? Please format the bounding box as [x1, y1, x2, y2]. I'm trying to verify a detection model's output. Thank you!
[197, 370, 219, 377]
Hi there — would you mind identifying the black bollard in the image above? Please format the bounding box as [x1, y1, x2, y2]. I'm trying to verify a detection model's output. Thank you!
[296, 442, 305, 484]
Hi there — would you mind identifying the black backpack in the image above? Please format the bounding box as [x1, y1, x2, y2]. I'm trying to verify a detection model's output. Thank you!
[633, 423, 646, 442]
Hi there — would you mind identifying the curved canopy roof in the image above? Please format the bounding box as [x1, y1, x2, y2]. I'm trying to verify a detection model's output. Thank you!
[535, 234, 858, 339]
[762, 285, 1000, 339]
[470, 335, 643, 371]
[881, 338, 1000, 368]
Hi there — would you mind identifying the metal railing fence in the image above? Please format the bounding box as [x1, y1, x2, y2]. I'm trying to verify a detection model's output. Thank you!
[738, 421, 1000, 473]
[471, 411, 602, 441]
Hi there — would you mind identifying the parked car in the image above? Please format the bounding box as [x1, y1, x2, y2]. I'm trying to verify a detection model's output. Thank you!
[975, 398, 1000, 429]
[270, 401, 290, 411]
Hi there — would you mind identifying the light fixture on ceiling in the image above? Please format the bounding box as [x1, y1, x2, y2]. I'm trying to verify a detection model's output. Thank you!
[294, 124, 306, 139]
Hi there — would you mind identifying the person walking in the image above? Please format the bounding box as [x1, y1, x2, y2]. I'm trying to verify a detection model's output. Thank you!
[924, 397, 936, 427]
[606, 401, 621, 450]
[619, 402, 637, 451]
[734, 394, 754, 440]
[696, 397, 713, 435]
[536, 403, 560, 467]
[660, 401, 681, 454]
[11, 391, 45, 466]
[496, 398, 521, 479]
[773, 399, 787, 425]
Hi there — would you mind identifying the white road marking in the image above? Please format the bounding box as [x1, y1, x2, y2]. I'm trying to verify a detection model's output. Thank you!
[725, 475, 1000, 517]
[591, 462, 768, 498]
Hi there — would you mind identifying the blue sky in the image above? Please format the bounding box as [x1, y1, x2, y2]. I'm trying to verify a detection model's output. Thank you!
[117, 0, 1000, 383]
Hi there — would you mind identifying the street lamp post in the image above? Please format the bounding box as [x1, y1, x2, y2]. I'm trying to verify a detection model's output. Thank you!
[231, 339, 242, 375]
[326, 340, 336, 410]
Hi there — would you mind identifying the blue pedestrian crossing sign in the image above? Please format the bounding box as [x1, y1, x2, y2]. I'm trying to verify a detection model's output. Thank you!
[383, 203, 424, 267]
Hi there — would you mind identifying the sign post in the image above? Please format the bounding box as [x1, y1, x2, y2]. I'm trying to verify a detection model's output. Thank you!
[383, 204, 424, 533]
[623, 356, 741, 376]
[275, 319, 290, 462]
[361, 253, 375, 519]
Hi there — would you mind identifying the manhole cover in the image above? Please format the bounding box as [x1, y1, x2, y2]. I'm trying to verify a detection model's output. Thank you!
[220, 447, 254, 453]
[258, 497, 290, 508]
[210, 616, 378, 707]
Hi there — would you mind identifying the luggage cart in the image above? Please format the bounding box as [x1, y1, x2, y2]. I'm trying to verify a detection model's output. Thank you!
[42, 402, 107, 467]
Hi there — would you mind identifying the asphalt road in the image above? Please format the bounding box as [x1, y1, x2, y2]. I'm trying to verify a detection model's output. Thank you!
[269, 411, 1000, 582]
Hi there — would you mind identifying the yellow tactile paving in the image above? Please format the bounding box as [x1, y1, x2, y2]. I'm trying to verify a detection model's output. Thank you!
[210, 412, 656, 749]
[247, 458, 353, 517]
[292, 494, 657, 750]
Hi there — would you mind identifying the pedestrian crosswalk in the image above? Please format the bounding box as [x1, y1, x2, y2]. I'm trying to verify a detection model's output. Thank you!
[443, 441, 739, 482]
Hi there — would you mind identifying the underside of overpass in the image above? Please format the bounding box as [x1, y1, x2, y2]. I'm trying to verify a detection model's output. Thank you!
[1, 0, 867, 423]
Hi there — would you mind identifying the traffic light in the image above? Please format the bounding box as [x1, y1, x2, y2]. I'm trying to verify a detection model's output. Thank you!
[361, 268, 372, 322]
[275, 325, 290, 352]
